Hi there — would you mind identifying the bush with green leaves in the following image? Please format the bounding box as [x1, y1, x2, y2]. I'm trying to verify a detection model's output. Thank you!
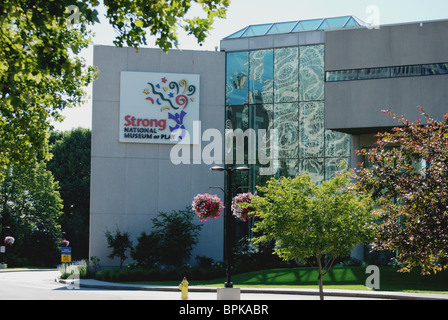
[104, 228, 133, 269]
[132, 207, 203, 268]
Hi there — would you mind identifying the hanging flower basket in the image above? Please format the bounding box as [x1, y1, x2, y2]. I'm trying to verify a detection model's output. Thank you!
[4, 236, 15, 246]
[192, 193, 224, 222]
[231, 192, 258, 222]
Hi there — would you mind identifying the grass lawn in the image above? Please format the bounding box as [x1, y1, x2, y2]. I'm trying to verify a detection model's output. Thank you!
[126, 266, 448, 294]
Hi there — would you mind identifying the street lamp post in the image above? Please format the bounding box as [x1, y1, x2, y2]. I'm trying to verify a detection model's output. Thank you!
[210, 166, 249, 288]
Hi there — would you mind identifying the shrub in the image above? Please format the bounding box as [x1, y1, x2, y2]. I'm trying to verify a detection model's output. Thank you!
[131, 232, 161, 268]
[104, 227, 133, 268]
[148, 207, 203, 267]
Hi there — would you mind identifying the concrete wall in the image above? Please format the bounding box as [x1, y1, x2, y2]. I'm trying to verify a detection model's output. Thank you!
[325, 20, 448, 133]
[220, 30, 325, 51]
[90, 46, 226, 267]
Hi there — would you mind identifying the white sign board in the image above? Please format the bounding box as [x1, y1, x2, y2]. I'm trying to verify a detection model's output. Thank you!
[119, 71, 200, 144]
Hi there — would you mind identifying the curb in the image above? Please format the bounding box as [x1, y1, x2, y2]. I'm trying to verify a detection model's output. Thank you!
[56, 278, 448, 300]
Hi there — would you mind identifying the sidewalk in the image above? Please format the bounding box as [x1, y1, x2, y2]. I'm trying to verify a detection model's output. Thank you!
[56, 277, 448, 300]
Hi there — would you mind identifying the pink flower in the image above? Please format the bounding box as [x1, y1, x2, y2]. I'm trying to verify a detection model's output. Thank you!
[192, 193, 224, 222]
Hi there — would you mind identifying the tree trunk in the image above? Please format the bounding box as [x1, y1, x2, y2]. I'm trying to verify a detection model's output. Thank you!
[316, 257, 324, 300]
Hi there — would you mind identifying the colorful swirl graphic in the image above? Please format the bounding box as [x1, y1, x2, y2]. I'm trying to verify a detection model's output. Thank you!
[176, 95, 189, 109]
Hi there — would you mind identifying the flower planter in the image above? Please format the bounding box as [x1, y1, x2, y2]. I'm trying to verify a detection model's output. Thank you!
[192, 193, 224, 222]
[4, 236, 15, 246]
[231, 192, 257, 222]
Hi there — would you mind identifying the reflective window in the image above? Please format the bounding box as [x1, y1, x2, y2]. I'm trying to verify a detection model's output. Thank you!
[391, 65, 422, 77]
[327, 62, 448, 82]
[226, 51, 249, 105]
[326, 69, 358, 82]
[358, 67, 391, 80]
[226, 45, 351, 189]
[422, 63, 448, 75]
[249, 50, 274, 104]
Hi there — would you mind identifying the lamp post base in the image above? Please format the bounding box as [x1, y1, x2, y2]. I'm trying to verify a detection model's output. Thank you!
[217, 287, 241, 300]
[224, 282, 233, 288]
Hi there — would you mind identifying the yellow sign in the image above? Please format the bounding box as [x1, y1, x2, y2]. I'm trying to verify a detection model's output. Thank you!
[61, 254, 71, 263]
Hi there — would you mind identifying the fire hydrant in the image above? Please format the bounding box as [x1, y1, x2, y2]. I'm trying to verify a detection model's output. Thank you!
[179, 277, 189, 300]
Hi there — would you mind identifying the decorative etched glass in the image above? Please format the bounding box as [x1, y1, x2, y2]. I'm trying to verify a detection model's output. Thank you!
[299, 101, 325, 158]
[325, 130, 351, 157]
[226, 43, 350, 186]
[298, 158, 324, 183]
[274, 103, 299, 159]
[299, 45, 324, 101]
[325, 157, 350, 180]
[274, 47, 299, 103]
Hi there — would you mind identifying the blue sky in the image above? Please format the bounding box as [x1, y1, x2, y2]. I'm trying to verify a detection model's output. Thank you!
[53, 0, 448, 131]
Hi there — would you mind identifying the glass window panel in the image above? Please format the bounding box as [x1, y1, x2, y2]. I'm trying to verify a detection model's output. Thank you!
[226, 51, 249, 105]
[242, 24, 272, 37]
[275, 103, 299, 159]
[298, 158, 324, 183]
[326, 70, 358, 82]
[344, 16, 361, 28]
[422, 63, 448, 75]
[318, 16, 350, 30]
[226, 105, 249, 131]
[325, 130, 351, 157]
[251, 104, 274, 165]
[267, 21, 298, 35]
[358, 67, 391, 79]
[249, 50, 274, 104]
[277, 158, 299, 178]
[299, 101, 324, 158]
[391, 65, 422, 77]
[299, 45, 325, 101]
[292, 19, 323, 32]
[226, 28, 247, 39]
[325, 157, 350, 180]
[274, 47, 299, 103]
[226, 105, 249, 164]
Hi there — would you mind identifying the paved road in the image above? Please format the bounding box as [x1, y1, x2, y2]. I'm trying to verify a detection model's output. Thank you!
[0, 269, 381, 301]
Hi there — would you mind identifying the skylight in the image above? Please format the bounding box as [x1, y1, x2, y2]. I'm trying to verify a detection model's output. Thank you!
[225, 16, 365, 39]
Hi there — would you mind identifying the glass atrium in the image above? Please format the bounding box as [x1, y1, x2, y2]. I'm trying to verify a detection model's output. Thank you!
[224, 17, 355, 193]
[225, 15, 364, 39]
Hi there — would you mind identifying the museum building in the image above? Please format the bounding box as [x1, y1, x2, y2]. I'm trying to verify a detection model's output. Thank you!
[90, 16, 448, 267]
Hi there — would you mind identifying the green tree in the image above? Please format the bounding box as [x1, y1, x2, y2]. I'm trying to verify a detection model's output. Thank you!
[47, 128, 91, 259]
[0, 0, 230, 178]
[248, 171, 374, 300]
[131, 232, 162, 268]
[0, 162, 63, 266]
[105, 227, 133, 269]
[0, 1, 97, 176]
[355, 108, 448, 274]
[150, 207, 203, 267]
